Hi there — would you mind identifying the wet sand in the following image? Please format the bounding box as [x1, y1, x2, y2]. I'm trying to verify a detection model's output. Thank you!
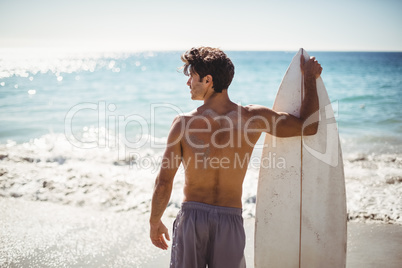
[1, 198, 401, 267]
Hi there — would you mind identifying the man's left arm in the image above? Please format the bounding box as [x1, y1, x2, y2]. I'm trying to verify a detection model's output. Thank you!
[149, 116, 183, 250]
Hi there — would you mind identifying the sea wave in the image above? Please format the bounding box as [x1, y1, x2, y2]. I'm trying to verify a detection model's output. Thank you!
[0, 132, 401, 224]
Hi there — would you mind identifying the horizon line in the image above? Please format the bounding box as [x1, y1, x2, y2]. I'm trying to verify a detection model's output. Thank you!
[1, 46, 401, 54]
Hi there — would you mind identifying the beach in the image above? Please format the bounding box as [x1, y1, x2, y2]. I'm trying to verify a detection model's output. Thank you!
[0, 136, 401, 267]
[1, 198, 401, 267]
[1, 50, 401, 267]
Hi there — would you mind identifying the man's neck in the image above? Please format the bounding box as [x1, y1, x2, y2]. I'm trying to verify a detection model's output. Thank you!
[203, 89, 232, 108]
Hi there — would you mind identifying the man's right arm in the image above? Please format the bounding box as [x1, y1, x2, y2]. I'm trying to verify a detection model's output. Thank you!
[299, 56, 321, 135]
[245, 56, 322, 137]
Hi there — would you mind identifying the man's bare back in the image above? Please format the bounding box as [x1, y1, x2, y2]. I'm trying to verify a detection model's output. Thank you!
[179, 102, 261, 208]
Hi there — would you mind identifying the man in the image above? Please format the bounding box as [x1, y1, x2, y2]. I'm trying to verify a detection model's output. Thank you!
[150, 47, 322, 267]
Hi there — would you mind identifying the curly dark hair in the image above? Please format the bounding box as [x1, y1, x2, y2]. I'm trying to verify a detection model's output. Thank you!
[181, 47, 235, 93]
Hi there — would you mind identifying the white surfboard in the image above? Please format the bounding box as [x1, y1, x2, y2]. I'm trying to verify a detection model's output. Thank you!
[255, 48, 347, 267]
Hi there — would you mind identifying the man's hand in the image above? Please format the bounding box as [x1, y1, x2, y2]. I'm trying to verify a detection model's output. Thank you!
[150, 220, 170, 250]
[301, 55, 322, 79]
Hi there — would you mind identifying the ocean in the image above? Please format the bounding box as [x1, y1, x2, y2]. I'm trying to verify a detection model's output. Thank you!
[0, 49, 401, 224]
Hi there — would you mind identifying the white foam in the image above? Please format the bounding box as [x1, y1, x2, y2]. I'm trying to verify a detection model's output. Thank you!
[0, 132, 401, 224]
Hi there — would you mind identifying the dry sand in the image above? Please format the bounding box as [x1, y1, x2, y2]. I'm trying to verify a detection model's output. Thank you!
[1, 198, 401, 267]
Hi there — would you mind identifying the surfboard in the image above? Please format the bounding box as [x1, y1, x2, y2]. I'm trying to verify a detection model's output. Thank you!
[255, 48, 347, 267]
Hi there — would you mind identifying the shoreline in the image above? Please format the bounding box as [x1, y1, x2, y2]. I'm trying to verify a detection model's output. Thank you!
[1, 198, 401, 267]
[1, 136, 401, 225]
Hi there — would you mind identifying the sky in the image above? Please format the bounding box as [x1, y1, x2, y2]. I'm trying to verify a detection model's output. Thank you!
[0, 0, 401, 52]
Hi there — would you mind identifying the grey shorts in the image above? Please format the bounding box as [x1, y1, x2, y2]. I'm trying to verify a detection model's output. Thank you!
[170, 201, 246, 268]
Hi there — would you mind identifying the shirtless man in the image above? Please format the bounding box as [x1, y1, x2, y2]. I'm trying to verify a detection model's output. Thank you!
[150, 47, 322, 268]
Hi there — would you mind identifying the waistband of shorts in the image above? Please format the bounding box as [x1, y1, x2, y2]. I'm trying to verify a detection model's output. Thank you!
[181, 201, 242, 216]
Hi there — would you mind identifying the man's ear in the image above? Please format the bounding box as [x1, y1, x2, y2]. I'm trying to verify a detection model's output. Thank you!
[204, 75, 213, 85]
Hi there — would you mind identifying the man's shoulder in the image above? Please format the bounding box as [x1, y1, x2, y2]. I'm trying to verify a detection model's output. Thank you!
[244, 104, 268, 112]
[169, 110, 200, 130]
[172, 104, 272, 124]
[171, 110, 198, 123]
[176, 105, 264, 121]
[243, 104, 278, 117]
